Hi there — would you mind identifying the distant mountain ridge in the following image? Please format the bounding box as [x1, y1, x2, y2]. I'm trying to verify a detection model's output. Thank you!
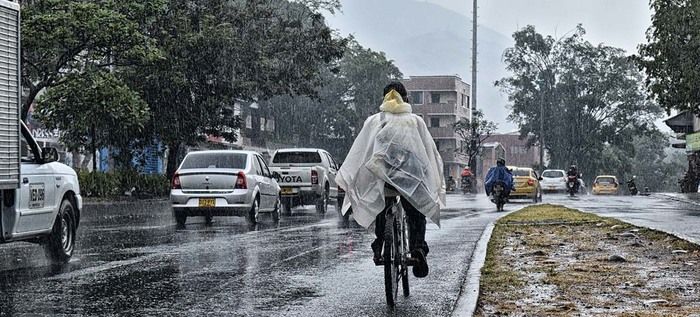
[325, 0, 515, 131]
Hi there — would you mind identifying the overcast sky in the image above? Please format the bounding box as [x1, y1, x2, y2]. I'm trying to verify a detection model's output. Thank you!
[426, 0, 652, 54]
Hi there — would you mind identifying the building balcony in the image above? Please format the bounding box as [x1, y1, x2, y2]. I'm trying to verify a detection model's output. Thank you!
[429, 127, 458, 139]
[414, 102, 470, 117]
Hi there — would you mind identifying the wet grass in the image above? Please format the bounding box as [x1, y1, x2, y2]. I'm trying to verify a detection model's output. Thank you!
[475, 205, 700, 316]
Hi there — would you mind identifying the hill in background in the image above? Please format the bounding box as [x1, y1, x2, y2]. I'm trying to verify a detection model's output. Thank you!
[325, 0, 515, 131]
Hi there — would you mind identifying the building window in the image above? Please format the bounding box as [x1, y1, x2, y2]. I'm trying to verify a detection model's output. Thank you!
[465, 95, 470, 108]
[431, 92, 441, 104]
[410, 91, 423, 104]
[435, 140, 440, 151]
[430, 117, 440, 128]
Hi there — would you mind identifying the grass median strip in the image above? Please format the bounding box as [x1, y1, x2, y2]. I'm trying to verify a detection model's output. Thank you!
[476, 204, 700, 316]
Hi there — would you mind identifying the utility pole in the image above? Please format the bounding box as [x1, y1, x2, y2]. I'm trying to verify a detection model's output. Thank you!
[540, 93, 544, 173]
[470, 0, 478, 176]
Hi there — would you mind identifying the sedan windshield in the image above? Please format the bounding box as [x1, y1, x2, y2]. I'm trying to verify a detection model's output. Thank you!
[512, 169, 530, 177]
[543, 170, 565, 178]
[180, 152, 247, 169]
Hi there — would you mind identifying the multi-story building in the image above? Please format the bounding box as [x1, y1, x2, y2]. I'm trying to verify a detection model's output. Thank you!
[402, 75, 472, 180]
[485, 133, 542, 169]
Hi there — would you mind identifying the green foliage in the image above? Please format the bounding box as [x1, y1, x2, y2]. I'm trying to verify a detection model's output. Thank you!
[496, 25, 663, 177]
[125, 0, 347, 176]
[453, 109, 498, 170]
[34, 70, 150, 152]
[79, 171, 169, 198]
[637, 0, 700, 115]
[20, 0, 164, 119]
[268, 38, 403, 161]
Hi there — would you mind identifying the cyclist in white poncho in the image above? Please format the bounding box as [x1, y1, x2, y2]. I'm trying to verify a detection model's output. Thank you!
[336, 82, 446, 278]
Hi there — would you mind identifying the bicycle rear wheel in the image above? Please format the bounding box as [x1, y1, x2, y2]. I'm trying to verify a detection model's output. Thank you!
[384, 210, 399, 307]
[400, 209, 410, 297]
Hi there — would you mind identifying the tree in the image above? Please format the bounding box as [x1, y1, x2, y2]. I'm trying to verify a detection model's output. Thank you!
[34, 70, 149, 169]
[20, 0, 163, 120]
[496, 25, 662, 177]
[267, 38, 402, 162]
[637, 0, 700, 115]
[453, 109, 497, 173]
[126, 0, 347, 177]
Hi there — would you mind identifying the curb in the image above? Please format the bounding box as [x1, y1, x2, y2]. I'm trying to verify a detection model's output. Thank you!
[451, 221, 496, 317]
[652, 193, 700, 208]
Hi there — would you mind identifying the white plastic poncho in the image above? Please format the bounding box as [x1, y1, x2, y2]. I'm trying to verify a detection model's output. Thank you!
[335, 90, 447, 229]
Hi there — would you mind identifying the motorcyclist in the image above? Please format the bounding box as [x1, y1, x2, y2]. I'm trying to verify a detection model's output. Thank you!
[461, 167, 473, 178]
[336, 81, 445, 278]
[484, 158, 515, 198]
[567, 165, 580, 192]
[446, 176, 456, 191]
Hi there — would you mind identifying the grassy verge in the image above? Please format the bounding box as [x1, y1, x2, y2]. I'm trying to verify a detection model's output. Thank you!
[476, 204, 700, 316]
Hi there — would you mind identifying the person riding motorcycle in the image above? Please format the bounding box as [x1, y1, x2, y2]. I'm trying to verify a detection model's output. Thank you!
[484, 158, 515, 198]
[567, 165, 580, 193]
[460, 168, 473, 191]
[446, 176, 456, 191]
[336, 81, 445, 279]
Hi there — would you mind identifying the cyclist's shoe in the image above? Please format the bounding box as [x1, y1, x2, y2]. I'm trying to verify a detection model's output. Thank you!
[371, 239, 383, 265]
[411, 249, 429, 278]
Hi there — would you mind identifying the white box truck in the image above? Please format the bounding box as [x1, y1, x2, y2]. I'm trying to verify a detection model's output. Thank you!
[0, 0, 82, 263]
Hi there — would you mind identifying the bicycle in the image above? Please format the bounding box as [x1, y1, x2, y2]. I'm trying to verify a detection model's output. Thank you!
[376, 194, 415, 308]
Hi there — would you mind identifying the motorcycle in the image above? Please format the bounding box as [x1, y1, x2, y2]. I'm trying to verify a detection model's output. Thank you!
[491, 182, 508, 211]
[461, 176, 473, 194]
[627, 176, 638, 196]
[567, 175, 578, 197]
[447, 179, 456, 192]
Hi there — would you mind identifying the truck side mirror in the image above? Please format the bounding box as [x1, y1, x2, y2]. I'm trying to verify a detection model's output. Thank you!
[42, 147, 59, 163]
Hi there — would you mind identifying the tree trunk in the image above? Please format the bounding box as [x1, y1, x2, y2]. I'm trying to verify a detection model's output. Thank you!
[166, 142, 181, 179]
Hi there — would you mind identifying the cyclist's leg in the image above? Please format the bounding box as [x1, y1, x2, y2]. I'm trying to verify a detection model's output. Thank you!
[372, 210, 386, 263]
[401, 199, 429, 277]
[402, 200, 428, 255]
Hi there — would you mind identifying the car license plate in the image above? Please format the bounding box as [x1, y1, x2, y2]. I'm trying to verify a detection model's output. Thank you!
[199, 198, 215, 207]
[281, 187, 293, 195]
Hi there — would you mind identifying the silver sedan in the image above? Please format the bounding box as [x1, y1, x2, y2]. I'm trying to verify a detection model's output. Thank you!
[170, 150, 281, 226]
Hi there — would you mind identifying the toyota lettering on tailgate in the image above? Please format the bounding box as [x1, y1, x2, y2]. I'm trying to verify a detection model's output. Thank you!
[278, 175, 303, 183]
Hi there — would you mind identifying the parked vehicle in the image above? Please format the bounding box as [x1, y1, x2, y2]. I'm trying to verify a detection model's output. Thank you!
[0, 1, 82, 264]
[491, 181, 508, 211]
[446, 176, 456, 192]
[269, 148, 340, 215]
[541, 169, 567, 193]
[592, 175, 620, 195]
[170, 151, 281, 226]
[627, 176, 638, 195]
[509, 167, 543, 202]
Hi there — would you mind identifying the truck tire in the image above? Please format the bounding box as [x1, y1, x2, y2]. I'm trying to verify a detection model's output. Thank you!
[272, 197, 281, 223]
[316, 186, 328, 215]
[282, 197, 292, 216]
[44, 198, 77, 264]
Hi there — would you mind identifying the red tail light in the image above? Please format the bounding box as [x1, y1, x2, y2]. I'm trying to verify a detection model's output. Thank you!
[527, 179, 534, 186]
[235, 171, 247, 189]
[311, 170, 318, 185]
[172, 173, 181, 189]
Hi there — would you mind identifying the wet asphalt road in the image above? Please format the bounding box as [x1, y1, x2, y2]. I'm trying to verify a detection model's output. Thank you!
[545, 193, 700, 245]
[0, 194, 519, 317]
[2, 193, 698, 316]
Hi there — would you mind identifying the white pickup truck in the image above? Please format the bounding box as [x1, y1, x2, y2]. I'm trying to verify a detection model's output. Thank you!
[269, 148, 341, 215]
[0, 0, 82, 264]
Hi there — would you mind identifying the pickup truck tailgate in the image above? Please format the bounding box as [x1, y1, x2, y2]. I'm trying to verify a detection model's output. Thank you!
[273, 166, 313, 188]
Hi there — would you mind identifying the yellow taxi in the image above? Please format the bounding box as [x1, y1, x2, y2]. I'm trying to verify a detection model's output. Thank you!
[509, 167, 543, 202]
[592, 175, 620, 195]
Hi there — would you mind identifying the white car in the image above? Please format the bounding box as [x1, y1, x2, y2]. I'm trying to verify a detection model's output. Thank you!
[170, 151, 281, 226]
[541, 169, 567, 193]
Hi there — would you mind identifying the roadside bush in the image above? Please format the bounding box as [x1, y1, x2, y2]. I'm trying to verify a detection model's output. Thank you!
[79, 171, 170, 199]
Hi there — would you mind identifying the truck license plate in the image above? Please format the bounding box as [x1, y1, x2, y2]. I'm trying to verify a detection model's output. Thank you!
[281, 187, 293, 195]
[199, 198, 215, 207]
